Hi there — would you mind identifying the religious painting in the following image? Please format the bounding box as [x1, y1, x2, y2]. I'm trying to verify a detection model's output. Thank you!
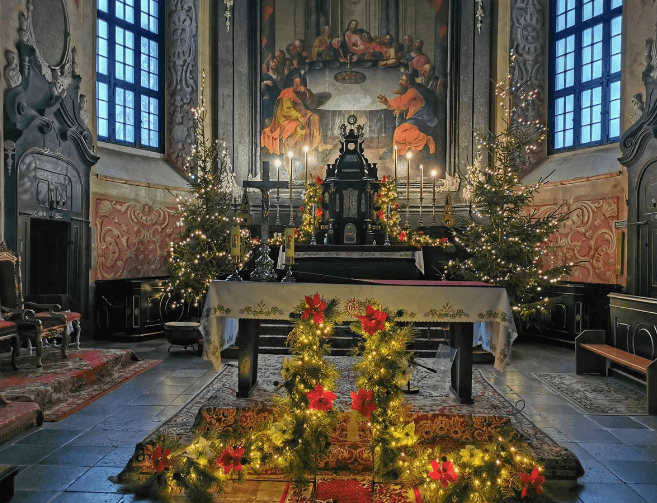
[259, 0, 450, 183]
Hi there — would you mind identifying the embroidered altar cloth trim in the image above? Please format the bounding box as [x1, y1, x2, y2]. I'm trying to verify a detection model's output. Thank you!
[200, 281, 517, 372]
[275, 248, 425, 274]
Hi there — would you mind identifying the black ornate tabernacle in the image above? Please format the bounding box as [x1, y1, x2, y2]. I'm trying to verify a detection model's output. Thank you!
[324, 116, 380, 245]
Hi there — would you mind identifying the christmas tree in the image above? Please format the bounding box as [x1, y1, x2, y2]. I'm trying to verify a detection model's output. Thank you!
[447, 57, 571, 328]
[168, 85, 252, 304]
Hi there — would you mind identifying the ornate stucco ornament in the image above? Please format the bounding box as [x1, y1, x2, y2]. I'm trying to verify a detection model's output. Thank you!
[476, 0, 484, 34]
[224, 0, 234, 32]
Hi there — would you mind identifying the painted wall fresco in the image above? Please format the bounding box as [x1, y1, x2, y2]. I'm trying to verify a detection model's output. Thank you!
[259, 0, 449, 182]
[531, 192, 623, 285]
[93, 198, 180, 281]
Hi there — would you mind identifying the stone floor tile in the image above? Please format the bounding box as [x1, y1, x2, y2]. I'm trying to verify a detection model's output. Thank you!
[128, 393, 181, 406]
[0, 444, 55, 465]
[630, 415, 657, 429]
[577, 442, 651, 462]
[607, 429, 657, 445]
[588, 416, 649, 429]
[14, 464, 89, 492]
[107, 405, 166, 418]
[559, 442, 597, 461]
[576, 482, 648, 503]
[51, 492, 124, 503]
[629, 484, 657, 502]
[67, 427, 153, 447]
[95, 446, 135, 469]
[39, 414, 110, 430]
[542, 481, 584, 503]
[39, 445, 115, 466]
[561, 428, 623, 444]
[531, 403, 581, 416]
[66, 466, 124, 493]
[72, 403, 128, 416]
[633, 445, 657, 461]
[7, 490, 59, 503]
[575, 459, 621, 483]
[16, 429, 85, 447]
[601, 460, 657, 484]
[541, 427, 571, 444]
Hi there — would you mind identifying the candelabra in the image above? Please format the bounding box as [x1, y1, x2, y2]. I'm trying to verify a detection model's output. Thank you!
[310, 204, 317, 245]
[383, 205, 391, 245]
[418, 196, 424, 227]
[275, 194, 281, 226]
[404, 203, 411, 229]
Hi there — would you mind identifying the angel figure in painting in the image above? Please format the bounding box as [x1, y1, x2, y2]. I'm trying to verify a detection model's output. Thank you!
[261, 77, 333, 155]
[377, 73, 438, 155]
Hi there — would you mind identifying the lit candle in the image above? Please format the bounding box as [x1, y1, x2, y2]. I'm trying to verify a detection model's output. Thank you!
[274, 159, 281, 198]
[393, 145, 398, 180]
[420, 164, 423, 199]
[288, 151, 294, 200]
[303, 146, 309, 186]
[405, 152, 412, 201]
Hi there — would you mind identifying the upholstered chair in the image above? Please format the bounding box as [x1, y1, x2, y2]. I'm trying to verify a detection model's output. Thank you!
[0, 320, 20, 370]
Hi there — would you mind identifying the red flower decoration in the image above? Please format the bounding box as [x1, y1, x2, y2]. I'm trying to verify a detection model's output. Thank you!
[315, 176, 324, 184]
[398, 231, 407, 241]
[306, 384, 336, 411]
[350, 389, 377, 418]
[418, 231, 424, 235]
[356, 305, 388, 336]
[381, 175, 388, 183]
[440, 237, 449, 243]
[301, 293, 327, 324]
[316, 208, 324, 217]
[428, 460, 459, 488]
[376, 210, 385, 220]
[299, 206, 305, 212]
[294, 228, 299, 237]
[394, 203, 401, 210]
[520, 467, 545, 498]
[217, 446, 244, 474]
[151, 445, 172, 472]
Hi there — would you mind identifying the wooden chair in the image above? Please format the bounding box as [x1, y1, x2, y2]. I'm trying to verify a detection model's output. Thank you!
[0, 320, 19, 370]
[0, 242, 81, 368]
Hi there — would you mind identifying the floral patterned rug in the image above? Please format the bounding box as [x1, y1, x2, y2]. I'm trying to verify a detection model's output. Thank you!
[137, 355, 583, 481]
[0, 348, 160, 421]
[533, 373, 648, 415]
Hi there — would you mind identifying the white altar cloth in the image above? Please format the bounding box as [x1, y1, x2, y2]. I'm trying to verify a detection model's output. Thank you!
[200, 280, 517, 372]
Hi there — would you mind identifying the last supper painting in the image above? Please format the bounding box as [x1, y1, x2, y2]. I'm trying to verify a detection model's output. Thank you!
[259, 0, 449, 181]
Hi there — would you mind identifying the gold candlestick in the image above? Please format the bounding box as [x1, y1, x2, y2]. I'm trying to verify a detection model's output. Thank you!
[288, 151, 294, 200]
[303, 146, 309, 186]
[393, 145, 398, 180]
[431, 169, 437, 225]
[274, 159, 281, 199]
[405, 152, 412, 201]
[420, 164, 423, 200]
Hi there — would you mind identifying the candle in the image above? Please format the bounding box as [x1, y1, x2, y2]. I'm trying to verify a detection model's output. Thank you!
[420, 165, 423, 199]
[405, 152, 412, 201]
[303, 146, 309, 186]
[431, 169, 437, 203]
[288, 151, 294, 200]
[393, 146, 398, 180]
[274, 159, 281, 198]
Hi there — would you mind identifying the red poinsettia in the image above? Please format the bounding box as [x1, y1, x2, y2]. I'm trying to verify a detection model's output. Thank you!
[356, 305, 388, 336]
[381, 175, 388, 183]
[316, 208, 323, 217]
[299, 206, 305, 212]
[301, 293, 327, 324]
[520, 467, 545, 498]
[150, 445, 172, 472]
[306, 384, 336, 411]
[398, 231, 407, 241]
[217, 446, 244, 474]
[294, 228, 299, 237]
[428, 460, 459, 488]
[418, 231, 424, 235]
[440, 237, 449, 244]
[315, 176, 324, 184]
[350, 389, 377, 418]
[394, 203, 401, 210]
[376, 210, 385, 220]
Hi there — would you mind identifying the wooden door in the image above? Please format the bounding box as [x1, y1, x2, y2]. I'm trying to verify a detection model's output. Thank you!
[637, 161, 657, 297]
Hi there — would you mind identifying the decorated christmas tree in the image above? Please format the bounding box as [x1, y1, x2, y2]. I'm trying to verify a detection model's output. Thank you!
[447, 57, 571, 328]
[168, 86, 252, 304]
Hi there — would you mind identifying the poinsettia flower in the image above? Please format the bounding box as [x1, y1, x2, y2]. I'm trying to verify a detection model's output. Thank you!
[394, 203, 401, 209]
[381, 175, 388, 183]
[150, 445, 172, 472]
[392, 422, 418, 446]
[299, 206, 305, 212]
[294, 228, 299, 237]
[440, 237, 449, 243]
[459, 445, 484, 466]
[418, 231, 424, 235]
[316, 208, 323, 217]
[520, 467, 545, 498]
[376, 210, 385, 220]
[398, 231, 407, 241]
[270, 417, 295, 445]
[395, 359, 414, 386]
[315, 176, 323, 184]
[428, 460, 459, 488]
[217, 446, 244, 474]
[185, 436, 214, 460]
[306, 383, 336, 411]
[301, 293, 327, 324]
[356, 305, 388, 336]
[350, 389, 377, 418]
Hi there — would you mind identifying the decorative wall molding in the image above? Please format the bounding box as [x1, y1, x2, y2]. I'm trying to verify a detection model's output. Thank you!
[166, 0, 198, 173]
[532, 195, 621, 285]
[476, 0, 484, 34]
[93, 198, 180, 280]
[224, 0, 234, 31]
[510, 0, 547, 167]
[3, 141, 15, 177]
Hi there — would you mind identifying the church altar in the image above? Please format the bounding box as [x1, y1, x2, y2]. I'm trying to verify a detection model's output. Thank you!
[200, 280, 517, 403]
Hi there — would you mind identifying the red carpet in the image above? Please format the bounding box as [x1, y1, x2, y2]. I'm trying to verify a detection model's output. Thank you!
[280, 477, 422, 502]
[0, 348, 160, 422]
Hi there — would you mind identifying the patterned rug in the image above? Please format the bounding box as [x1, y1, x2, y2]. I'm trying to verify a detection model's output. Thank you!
[135, 355, 582, 480]
[0, 348, 160, 421]
[281, 477, 421, 502]
[533, 373, 648, 415]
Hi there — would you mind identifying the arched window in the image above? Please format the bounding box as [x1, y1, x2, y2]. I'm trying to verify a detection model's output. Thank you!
[96, 0, 163, 151]
[549, 0, 622, 151]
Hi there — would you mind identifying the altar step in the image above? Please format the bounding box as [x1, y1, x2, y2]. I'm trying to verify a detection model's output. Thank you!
[258, 322, 451, 358]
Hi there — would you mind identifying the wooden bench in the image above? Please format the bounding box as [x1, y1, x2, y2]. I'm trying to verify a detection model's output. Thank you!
[575, 330, 656, 414]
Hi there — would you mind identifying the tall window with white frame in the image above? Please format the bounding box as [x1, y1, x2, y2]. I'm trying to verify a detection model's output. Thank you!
[96, 0, 163, 151]
[550, 0, 622, 151]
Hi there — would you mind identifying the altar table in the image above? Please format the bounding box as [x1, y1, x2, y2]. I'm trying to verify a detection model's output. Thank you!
[200, 280, 517, 403]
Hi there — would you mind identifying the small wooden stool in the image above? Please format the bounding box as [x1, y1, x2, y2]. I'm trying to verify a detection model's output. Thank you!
[164, 321, 203, 355]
